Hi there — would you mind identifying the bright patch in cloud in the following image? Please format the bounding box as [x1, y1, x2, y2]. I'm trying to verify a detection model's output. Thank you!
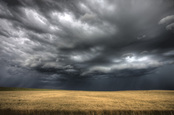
[125, 56, 148, 63]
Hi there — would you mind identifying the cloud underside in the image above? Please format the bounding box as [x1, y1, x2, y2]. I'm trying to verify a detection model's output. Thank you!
[0, 0, 174, 82]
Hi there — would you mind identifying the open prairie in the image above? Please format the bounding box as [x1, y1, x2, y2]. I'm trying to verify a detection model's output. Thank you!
[0, 87, 174, 115]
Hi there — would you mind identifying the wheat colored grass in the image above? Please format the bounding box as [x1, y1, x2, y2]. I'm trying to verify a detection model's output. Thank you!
[0, 90, 174, 115]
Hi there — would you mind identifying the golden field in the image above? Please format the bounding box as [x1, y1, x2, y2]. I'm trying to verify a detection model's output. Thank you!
[0, 87, 174, 115]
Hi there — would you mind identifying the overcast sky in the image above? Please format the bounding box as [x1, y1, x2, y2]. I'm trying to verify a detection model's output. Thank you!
[0, 0, 174, 90]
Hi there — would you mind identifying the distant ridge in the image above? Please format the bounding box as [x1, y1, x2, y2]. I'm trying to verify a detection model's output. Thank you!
[0, 87, 55, 91]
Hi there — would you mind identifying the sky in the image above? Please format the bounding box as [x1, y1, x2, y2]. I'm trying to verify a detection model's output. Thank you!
[0, 0, 174, 90]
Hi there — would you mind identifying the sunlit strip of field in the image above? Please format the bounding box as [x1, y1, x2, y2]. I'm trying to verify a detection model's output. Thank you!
[0, 88, 174, 115]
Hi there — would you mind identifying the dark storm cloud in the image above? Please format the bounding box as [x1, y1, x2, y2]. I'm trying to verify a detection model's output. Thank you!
[1, 0, 22, 7]
[0, 0, 174, 90]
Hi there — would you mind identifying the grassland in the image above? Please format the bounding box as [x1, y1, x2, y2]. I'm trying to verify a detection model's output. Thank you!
[0, 87, 174, 115]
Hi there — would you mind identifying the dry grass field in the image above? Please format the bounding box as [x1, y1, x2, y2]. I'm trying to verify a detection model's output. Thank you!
[0, 87, 174, 115]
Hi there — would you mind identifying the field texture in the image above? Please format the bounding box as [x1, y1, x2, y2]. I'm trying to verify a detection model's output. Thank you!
[0, 88, 174, 115]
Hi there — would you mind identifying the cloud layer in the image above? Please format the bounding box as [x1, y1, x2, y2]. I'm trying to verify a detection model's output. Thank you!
[0, 0, 174, 90]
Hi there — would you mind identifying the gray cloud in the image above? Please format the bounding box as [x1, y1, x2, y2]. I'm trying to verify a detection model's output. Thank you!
[159, 15, 174, 25]
[159, 15, 174, 32]
[0, 0, 174, 90]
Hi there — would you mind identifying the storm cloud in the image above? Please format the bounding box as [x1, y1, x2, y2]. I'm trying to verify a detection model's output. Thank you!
[0, 0, 174, 90]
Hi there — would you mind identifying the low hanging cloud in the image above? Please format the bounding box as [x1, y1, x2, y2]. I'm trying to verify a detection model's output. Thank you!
[82, 55, 174, 75]
[0, 0, 174, 90]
